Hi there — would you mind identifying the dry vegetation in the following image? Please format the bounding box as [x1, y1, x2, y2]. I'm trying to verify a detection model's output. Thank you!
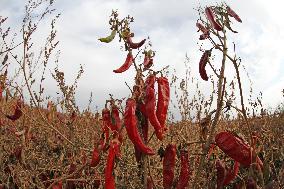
[0, 0, 283, 189]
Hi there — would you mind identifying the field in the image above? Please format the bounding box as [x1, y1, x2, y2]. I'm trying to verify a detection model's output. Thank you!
[0, 1, 283, 189]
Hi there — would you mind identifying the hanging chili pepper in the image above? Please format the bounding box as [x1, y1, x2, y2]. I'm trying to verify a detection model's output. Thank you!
[111, 104, 122, 131]
[163, 144, 176, 189]
[216, 159, 227, 189]
[134, 145, 142, 163]
[156, 77, 170, 130]
[124, 98, 155, 155]
[145, 86, 164, 140]
[176, 150, 190, 189]
[90, 147, 101, 167]
[98, 30, 116, 43]
[227, 6, 242, 23]
[215, 131, 263, 168]
[126, 36, 146, 49]
[105, 140, 120, 189]
[196, 22, 210, 40]
[199, 50, 211, 81]
[6, 99, 23, 121]
[142, 118, 149, 143]
[113, 52, 134, 73]
[205, 7, 222, 31]
[145, 74, 156, 89]
[223, 161, 240, 185]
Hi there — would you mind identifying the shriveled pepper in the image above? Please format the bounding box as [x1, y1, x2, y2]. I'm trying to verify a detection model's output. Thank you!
[113, 52, 134, 73]
[145, 86, 164, 140]
[156, 76, 170, 130]
[215, 131, 263, 169]
[126, 36, 146, 49]
[143, 50, 153, 69]
[111, 104, 123, 142]
[216, 159, 227, 189]
[163, 144, 176, 189]
[98, 30, 116, 43]
[105, 140, 121, 189]
[176, 150, 190, 189]
[6, 99, 23, 121]
[196, 22, 210, 40]
[205, 7, 222, 31]
[199, 50, 211, 81]
[227, 6, 242, 23]
[124, 98, 155, 155]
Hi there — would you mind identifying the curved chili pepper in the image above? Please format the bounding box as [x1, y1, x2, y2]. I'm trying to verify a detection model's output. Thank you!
[145, 86, 164, 140]
[216, 159, 227, 189]
[126, 36, 146, 49]
[90, 147, 100, 167]
[98, 30, 116, 43]
[227, 6, 242, 23]
[105, 141, 120, 189]
[163, 144, 176, 189]
[124, 98, 155, 155]
[196, 22, 210, 40]
[176, 150, 190, 189]
[6, 99, 23, 121]
[156, 77, 170, 130]
[223, 161, 240, 185]
[215, 131, 263, 168]
[205, 7, 222, 31]
[143, 50, 154, 69]
[199, 50, 211, 81]
[113, 52, 134, 73]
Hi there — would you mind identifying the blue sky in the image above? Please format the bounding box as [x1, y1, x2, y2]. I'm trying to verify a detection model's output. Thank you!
[1, 0, 283, 117]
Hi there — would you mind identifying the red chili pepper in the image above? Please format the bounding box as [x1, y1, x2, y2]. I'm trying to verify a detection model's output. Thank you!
[196, 22, 210, 40]
[145, 74, 156, 89]
[52, 181, 62, 189]
[124, 98, 155, 155]
[6, 99, 23, 121]
[156, 77, 170, 130]
[143, 51, 153, 69]
[223, 161, 240, 185]
[113, 52, 134, 73]
[90, 147, 101, 167]
[216, 159, 227, 189]
[105, 140, 120, 189]
[163, 144, 176, 189]
[145, 86, 164, 140]
[126, 36, 146, 49]
[111, 105, 122, 131]
[246, 177, 257, 189]
[147, 177, 154, 189]
[227, 6, 242, 23]
[205, 7, 222, 31]
[142, 118, 149, 143]
[134, 145, 142, 163]
[176, 150, 190, 189]
[199, 50, 211, 81]
[102, 108, 116, 131]
[215, 131, 263, 168]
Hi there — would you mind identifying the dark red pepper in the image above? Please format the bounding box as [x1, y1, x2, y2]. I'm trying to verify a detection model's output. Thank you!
[156, 77, 170, 130]
[227, 6, 242, 23]
[124, 98, 155, 155]
[147, 177, 154, 189]
[223, 161, 240, 185]
[113, 52, 134, 73]
[145, 86, 164, 140]
[196, 22, 210, 40]
[90, 147, 100, 167]
[6, 99, 23, 121]
[215, 131, 263, 169]
[199, 50, 211, 81]
[126, 36, 146, 49]
[145, 74, 156, 89]
[176, 150, 190, 189]
[216, 159, 227, 189]
[205, 7, 222, 31]
[163, 144, 176, 189]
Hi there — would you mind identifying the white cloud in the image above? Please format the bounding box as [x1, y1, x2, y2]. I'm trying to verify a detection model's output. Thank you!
[0, 0, 283, 114]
